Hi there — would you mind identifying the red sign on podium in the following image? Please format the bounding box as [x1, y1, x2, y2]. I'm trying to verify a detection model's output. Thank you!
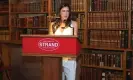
[21, 35, 81, 57]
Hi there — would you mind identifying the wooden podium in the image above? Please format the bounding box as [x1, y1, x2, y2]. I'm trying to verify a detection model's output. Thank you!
[21, 35, 81, 80]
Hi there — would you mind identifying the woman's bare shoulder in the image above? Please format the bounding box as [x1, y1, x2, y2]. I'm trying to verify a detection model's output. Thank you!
[71, 20, 77, 24]
[71, 20, 78, 27]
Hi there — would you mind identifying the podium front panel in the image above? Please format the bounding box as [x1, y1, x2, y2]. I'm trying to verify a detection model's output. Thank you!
[22, 37, 81, 56]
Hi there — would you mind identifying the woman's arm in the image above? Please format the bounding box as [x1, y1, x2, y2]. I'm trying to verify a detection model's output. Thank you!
[49, 22, 54, 35]
[72, 21, 78, 36]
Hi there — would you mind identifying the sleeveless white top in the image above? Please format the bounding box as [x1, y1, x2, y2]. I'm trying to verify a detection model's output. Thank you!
[54, 24, 74, 35]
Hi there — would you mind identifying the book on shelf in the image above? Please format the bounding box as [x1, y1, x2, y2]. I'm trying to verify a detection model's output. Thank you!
[126, 51, 133, 69]
[78, 14, 85, 29]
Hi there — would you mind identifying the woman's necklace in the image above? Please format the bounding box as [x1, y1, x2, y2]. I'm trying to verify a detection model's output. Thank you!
[60, 27, 66, 33]
[60, 22, 66, 33]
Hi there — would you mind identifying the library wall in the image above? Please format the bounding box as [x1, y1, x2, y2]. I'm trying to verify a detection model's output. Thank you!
[0, 0, 133, 80]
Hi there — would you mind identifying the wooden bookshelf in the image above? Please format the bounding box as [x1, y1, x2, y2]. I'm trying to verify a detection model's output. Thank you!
[0, 0, 132, 80]
[0, 1, 10, 41]
[82, 0, 132, 80]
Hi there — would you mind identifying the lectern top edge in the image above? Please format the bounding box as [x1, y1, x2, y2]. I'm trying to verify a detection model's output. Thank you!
[20, 34, 78, 38]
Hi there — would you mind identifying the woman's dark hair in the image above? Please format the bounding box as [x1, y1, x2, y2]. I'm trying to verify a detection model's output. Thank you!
[52, 3, 72, 33]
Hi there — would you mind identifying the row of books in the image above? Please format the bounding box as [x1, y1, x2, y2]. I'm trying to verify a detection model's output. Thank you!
[88, 12, 128, 29]
[81, 50, 122, 68]
[71, 0, 84, 12]
[0, 30, 9, 41]
[88, 30, 128, 48]
[80, 67, 131, 80]
[11, 0, 48, 12]
[89, 0, 128, 11]
[81, 50, 133, 69]
[11, 29, 48, 40]
[11, 14, 48, 28]
[0, 16, 9, 27]
[81, 54, 122, 68]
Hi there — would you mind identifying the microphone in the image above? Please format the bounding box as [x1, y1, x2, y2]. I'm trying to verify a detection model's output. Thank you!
[61, 27, 65, 29]
[63, 20, 66, 23]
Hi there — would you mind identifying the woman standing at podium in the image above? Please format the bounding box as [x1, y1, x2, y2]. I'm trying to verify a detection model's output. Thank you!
[49, 3, 78, 80]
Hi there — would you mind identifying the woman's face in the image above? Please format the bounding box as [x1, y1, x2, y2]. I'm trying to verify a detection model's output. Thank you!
[60, 7, 70, 21]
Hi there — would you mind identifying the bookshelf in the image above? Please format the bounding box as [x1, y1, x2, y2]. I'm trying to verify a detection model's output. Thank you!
[9, 0, 49, 40]
[0, 1, 10, 41]
[0, 0, 132, 80]
[79, 49, 132, 80]
[78, 0, 133, 80]
[0, 0, 86, 43]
